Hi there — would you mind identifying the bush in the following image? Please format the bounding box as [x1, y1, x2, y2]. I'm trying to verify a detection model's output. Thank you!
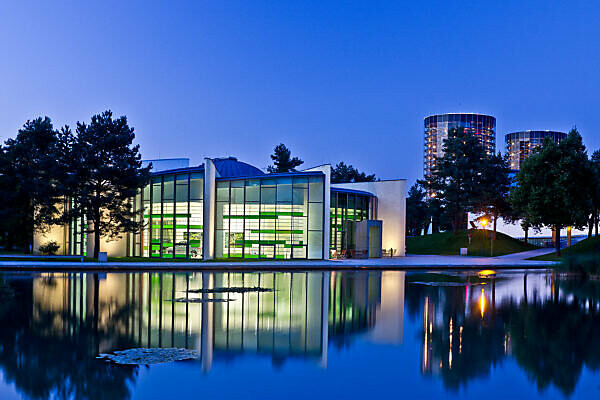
[39, 241, 60, 256]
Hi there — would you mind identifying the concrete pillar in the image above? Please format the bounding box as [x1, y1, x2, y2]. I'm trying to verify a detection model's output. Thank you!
[202, 158, 217, 260]
[320, 271, 330, 367]
[200, 272, 214, 372]
[323, 166, 331, 259]
[304, 164, 331, 259]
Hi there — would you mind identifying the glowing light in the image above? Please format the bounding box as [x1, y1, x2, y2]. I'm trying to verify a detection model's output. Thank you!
[478, 269, 496, 278]
[481, 218, 488, 227]
[479, 288, 486, 318]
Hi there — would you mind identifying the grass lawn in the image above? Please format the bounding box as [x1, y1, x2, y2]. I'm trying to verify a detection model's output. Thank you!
[406, 229, 537, 257]
[529, 236, 600, 261]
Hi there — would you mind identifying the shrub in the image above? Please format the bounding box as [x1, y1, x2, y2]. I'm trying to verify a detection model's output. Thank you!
[39, 241, 60, 256]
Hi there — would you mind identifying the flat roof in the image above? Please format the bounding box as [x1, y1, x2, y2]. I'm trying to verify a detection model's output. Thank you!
[330, 187, 375, 197]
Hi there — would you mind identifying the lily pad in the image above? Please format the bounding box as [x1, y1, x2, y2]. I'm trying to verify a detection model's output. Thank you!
[168, 297, 232, 303]
[97, 348, 201, 365]
[186, 287, 274, 294]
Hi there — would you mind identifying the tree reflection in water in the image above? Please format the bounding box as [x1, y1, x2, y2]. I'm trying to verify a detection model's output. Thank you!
[0, 274, 138, 400]
[0, 271, 598, 399]
[410, 272, 600, 396]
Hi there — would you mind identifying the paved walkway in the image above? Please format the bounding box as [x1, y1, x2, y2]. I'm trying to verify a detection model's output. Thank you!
[494, 248, 555, 259]
[0, 253, 557, 270]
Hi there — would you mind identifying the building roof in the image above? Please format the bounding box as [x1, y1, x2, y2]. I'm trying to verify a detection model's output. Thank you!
[151, 157, 325, 180]
[212, 157, 265, 178]
[330, 186, 375, 197]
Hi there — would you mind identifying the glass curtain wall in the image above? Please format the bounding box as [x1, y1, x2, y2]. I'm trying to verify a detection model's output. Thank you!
[68, 214, 87, 256]
[505, 131, 567, 171]
[132, 172, 204, 259]
[424, 113, 496, 178]
[330, 191, 376, 255]
[215, 175, 324, 260]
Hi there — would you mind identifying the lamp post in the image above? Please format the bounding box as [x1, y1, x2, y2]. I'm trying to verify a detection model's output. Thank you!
[481, 219, 488, 255]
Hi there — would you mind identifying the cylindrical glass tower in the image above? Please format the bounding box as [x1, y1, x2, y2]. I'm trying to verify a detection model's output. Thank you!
[424, 113, 496, 177]
[505, 130, 567, 171]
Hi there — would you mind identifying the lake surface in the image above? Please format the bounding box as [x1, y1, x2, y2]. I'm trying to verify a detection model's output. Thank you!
[0, 269, 598, 399]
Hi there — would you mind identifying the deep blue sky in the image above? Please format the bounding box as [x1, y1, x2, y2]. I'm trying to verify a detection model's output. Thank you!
[0, 1, 598, 185]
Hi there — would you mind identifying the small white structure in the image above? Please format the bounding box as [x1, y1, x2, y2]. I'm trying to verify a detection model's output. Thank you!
[333, 180, 407, 256]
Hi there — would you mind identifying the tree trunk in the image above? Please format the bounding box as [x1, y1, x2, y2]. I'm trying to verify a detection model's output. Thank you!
[555, 225, 561, 257]
[595, 212, 599, 237]
[589, 215, 594, 238]
[524, 227, 528, 244]
[93, 207, 101, 259]
[493, 209, 498, 240]
[453, 209, 459, 235]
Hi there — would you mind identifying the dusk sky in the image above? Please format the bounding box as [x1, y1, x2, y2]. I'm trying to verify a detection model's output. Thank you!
[0, 1, 598, 185]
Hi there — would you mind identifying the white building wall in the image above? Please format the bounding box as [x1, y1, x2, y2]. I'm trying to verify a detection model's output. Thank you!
[33, 224, 66, 254]
[333, 179, 407, 256]
[85, 222, 128, 257]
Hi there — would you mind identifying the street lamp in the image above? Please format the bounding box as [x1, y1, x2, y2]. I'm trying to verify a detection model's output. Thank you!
[481, 219, 488, 254]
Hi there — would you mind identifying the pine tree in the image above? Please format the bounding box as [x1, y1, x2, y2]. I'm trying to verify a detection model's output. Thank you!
[331, 161, 377, 183]
[0, 117, 64, 251]
[422, 127, 487, 235]
[474, 152, 513, 239]
[66, 111, 151, 259]
[267, 143, 303, 173]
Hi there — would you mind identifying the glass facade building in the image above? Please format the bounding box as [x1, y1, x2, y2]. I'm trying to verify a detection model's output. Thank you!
[424, 113, 496, 177]
[129, 169, 205, 259]
[126, 158, 327, 260]
[330, 188, 377, 255]
[50, 156, 406, 261]
[505, 130, 567, 171]
[215, 174, 325, 260]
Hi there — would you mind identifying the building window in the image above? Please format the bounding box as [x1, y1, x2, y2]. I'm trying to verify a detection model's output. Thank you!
[215, 175, 324, 259]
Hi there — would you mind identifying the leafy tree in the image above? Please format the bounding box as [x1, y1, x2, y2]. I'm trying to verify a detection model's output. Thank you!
[474, 152, 513, 240]
[331, 161, 377, 183]
[267, 143, 303, 173]
[0, 117, 65, 251]
[421, 127, 487, 235]
[406, 183, 427, 236]
[510, 129, 592, 256]
[66, 111, 151, 259]
[588, 150, 600, 237]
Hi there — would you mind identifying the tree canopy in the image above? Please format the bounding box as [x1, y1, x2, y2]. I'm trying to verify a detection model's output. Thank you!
[406, 183, 427, 236]
[66, 111, 151, 258]
[0, 117, 67, 250]
[331, 161, 377, 183]
[267, 143, 303, 173]
[420, 127, 488, 234]
[510, 128, 592, 255]
[473, 152, 513, 239]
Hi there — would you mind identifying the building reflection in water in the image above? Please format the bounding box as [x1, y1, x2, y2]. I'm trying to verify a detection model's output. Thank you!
[5, 269, 600, 398]
[30, 270, 406, 371]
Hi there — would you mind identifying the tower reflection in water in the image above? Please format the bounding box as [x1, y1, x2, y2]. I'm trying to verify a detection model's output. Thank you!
[31, 271, 406, 371]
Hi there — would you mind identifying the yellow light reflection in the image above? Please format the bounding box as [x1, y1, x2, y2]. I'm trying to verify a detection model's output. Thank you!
[478, 270, 496, 278]
[479, 288, 486, 318]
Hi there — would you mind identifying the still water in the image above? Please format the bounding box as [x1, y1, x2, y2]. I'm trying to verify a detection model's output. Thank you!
[0, 269, 598, 399]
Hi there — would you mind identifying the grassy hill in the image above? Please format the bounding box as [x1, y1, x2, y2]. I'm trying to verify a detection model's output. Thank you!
[530, 236, 600, 261]
[406, 229, 537, 257]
